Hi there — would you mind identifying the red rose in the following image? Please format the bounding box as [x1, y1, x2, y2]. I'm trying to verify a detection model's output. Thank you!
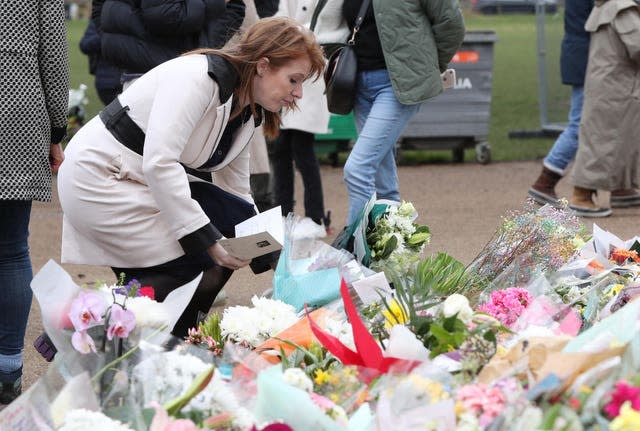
[139, 286, 155, 300]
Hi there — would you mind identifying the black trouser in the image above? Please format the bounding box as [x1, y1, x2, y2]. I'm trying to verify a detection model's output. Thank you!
[112, 252, 231, 338]
[270, 129, 325, 223]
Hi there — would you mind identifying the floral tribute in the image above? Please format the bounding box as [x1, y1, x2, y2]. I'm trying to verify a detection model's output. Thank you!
[477, 287, 533, 328]
[67, 279, 154, 354]
[367, 201, 431, 277]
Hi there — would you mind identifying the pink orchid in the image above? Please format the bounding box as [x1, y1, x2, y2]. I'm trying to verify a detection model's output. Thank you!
[71, 330, 97, 354]
[149, 402, 203, 431]
[68, 291, 107, 331]
[604, 380, 640, 419]
[106, 305, 136, 340]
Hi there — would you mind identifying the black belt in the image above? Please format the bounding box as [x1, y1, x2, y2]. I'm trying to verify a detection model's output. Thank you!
[99, 98, 145, 156]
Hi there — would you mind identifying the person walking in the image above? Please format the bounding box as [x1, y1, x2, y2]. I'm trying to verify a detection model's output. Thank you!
[0, 0, 69, 404]
[528, 0, 593, 207]
[568, 0, 640, 217]
[528, 0, 640, 211]
[313, 0, 465, 225]
[270, 0, 331, 239]
[57, 17, 325, 337]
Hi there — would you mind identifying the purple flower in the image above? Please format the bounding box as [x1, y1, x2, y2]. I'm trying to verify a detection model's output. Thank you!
[107, 305, 136, 340]
[71, 330, 97, 354]
[114, 279, 142, 297]
[68, 291, 107, 331]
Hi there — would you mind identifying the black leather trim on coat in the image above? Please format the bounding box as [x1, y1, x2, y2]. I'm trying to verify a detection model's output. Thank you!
[206, 54, 239, 103]
[179, 223, 223, 255]
[51, 126, 67, 144]
[206, 54, 264, 126]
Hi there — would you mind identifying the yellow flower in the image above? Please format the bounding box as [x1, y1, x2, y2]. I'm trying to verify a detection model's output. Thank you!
[382, 299, 408, 328]
[314, 369, 329, 385]
[610, 402, 640, 431]
[578, 384, 593, 395]
[612, 284, 624, 296]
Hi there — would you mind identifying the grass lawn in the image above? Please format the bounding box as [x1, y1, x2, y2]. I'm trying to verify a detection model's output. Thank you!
[66, 11, 567, 163]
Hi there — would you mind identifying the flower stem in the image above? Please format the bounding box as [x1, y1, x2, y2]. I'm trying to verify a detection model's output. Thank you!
[91, 324, 168, 383]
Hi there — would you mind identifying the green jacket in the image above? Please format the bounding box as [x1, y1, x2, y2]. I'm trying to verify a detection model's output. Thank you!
[374, 0, 465, 104]
[314, 0, 465, 105]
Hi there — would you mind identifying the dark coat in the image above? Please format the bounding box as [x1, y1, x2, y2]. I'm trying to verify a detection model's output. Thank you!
[79, 21, 122, 91]
[96, 0, 245, 73]
[560, 0, 594, 85]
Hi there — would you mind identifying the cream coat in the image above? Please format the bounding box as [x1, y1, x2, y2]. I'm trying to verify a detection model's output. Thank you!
[58, 55, 257, 268]
[571, 0, 640, 190]
[277, 0, 330, 134]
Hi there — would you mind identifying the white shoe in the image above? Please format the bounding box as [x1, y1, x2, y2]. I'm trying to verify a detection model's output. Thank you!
[291, 217, 327, 240]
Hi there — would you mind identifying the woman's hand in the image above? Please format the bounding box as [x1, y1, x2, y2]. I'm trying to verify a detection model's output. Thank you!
[207, 242, 252, 270]
[50, 143, 64, 174]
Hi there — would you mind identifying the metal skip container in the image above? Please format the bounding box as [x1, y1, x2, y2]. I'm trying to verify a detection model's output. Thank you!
[399, 30, 498, 164]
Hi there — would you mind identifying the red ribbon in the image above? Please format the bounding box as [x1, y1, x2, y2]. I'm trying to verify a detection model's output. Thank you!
[307, 279, 419, 383]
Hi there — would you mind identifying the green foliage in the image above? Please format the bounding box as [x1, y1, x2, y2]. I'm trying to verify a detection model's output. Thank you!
[276, 339, 337, 378]
[415, 252, 470, 297]
[198, 313, 223, 345]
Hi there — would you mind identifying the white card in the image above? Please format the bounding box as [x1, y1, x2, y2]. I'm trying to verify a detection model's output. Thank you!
[235, 205, 284, 245]
[352, 272, 393, 305]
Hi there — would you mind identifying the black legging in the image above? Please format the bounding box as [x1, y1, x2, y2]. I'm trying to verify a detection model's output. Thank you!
[111, 264, 232, 338]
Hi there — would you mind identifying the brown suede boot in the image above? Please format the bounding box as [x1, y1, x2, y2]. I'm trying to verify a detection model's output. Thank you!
[528, 167, 563, 207]
[569, 186, 612, 217]
[611, 189, 640, 208]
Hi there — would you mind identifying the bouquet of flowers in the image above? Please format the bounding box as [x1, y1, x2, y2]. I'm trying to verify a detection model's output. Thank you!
[464, 200, 588, 300]
[332, 197, 430, 279]
[31, 260, 200, 357]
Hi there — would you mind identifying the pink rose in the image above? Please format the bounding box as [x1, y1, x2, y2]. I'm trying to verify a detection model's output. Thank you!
[106, 305, 136, 340]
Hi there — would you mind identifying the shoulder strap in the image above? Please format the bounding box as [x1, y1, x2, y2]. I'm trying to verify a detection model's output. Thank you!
[348, 0, 372, 45]
[310, 0, 328, 32]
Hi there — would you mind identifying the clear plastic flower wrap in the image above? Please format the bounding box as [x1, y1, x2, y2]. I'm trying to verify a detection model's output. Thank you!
[464, 201, 588, 301]
[273, 215, 355, 312]
[371, 361, 456, 431]
[30, 260, 200, 356]
[253, 364, 373, 431]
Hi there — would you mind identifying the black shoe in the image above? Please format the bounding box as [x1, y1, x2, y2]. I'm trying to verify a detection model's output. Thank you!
[34, 332, 57, 362]
[0, 377, 21, 405]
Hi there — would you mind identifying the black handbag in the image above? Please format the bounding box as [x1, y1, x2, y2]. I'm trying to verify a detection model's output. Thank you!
[322, 0, 372, 115]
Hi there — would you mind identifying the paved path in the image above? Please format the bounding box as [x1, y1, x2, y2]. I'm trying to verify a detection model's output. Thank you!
[23, 160, 640, 390]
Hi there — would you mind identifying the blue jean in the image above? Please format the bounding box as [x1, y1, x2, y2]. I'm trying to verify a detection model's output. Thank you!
[0, 200, 33, 383]
[344, 69, 420, 224]
[543, 85, 584, 174]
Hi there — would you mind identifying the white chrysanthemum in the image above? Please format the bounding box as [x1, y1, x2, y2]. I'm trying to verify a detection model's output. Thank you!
[220, 297, 298, 347]
[98, 286, 169, 328]
[282, 367, 313, 392]
[58, 409, 134, 431]
[121, 296, 169, 328]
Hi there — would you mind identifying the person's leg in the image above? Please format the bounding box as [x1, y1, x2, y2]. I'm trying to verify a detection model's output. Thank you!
[543, 86, 583, 175]
[291, 130, 325, 223]
[270, 130, 296, 216]
[529, 86, 584, 206]
[0, 200, 33, 404]
[112, 255, 232, 339]
[344, 69, 420, 224]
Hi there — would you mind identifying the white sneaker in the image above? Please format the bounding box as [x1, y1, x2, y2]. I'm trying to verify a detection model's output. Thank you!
[291, 217, 327, 240]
